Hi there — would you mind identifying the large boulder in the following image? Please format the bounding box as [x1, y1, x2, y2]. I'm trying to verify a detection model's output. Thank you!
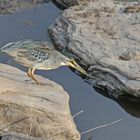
[48, 0, 140, 99]
[0, 63, 80, 140]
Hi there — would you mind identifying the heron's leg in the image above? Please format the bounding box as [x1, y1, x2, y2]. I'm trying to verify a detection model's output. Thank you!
[27, 68, 32, 79]
[30, 68, 40, 85]
[27, 68, 40, 85]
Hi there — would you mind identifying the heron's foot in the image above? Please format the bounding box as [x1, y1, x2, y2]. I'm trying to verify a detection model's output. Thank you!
[25, 79, 53, 87]
[25, 79, 32, 82]
[36, 81, 54, 87]
[35, 80, 43, 85]
[25, 79, 42, 85]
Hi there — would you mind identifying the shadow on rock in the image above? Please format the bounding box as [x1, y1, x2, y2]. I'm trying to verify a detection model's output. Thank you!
[51, 0, 79, 10]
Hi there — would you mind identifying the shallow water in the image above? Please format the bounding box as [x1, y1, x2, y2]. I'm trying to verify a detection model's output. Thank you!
[0, 2, 140, 140]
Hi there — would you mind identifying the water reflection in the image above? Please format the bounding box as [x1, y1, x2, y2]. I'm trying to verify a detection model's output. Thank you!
[118, 99, 140, 118]
[94, 87, 140, 119]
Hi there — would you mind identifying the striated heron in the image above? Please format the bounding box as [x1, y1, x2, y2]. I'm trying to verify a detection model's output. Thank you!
[1, 40, 89, 85]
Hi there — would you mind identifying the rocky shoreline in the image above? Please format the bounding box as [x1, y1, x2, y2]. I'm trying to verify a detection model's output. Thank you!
[0, 0, 140, 139]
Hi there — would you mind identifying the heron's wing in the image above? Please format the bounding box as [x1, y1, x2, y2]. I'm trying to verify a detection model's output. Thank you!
[16, 46, 52, 63]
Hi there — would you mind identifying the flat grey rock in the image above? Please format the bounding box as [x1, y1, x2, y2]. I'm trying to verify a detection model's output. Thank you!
[0, 0, 48, 14]
[48, 0, 140, 99]
[0, 63, 80, 140]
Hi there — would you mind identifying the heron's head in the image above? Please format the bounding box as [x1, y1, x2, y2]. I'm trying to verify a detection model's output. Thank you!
[61, 56, 89, 77]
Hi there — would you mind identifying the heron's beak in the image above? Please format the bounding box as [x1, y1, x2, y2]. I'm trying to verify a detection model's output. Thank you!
[67, 59, 89, 77]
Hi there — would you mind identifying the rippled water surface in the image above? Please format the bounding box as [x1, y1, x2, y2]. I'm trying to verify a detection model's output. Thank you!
[0, 1, 140, 140]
